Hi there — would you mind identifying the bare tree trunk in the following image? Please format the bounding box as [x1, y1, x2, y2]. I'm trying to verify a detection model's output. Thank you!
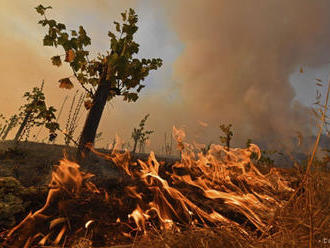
[132, 139, 138, 154]
[226, 135, 230, 151]
[14, 111, 31, 143]
[77, 79, 110, 161]
[0, 125, 7, 139]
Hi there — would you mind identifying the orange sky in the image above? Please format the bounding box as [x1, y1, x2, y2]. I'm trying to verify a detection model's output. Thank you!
[1, 0, 329, 153]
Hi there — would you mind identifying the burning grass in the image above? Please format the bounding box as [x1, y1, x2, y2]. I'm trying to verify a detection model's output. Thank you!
[1, 128, 329, 248]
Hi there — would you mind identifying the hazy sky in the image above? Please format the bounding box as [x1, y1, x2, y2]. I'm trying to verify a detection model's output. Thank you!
[0, 0, 329, 153]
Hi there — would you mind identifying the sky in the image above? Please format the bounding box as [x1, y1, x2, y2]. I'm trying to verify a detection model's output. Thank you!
[0, 0, 329, 154]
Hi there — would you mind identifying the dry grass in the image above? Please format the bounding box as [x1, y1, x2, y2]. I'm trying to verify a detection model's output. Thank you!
[254, 169, 330, 248]
[0, 145, 329, 247]
[0, 140, 329, 248]
[126, 167, 329, 248]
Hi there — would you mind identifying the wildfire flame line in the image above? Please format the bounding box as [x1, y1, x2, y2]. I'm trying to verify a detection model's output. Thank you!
[4, 127, 293, 247]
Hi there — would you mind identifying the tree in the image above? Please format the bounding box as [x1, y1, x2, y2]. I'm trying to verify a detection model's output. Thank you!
[1, 115, 19, 140]
[14, 81, 59, 143]
[219, 123, 233, 151]
[35, 5, 162, 160]
[0, 114, 5, 134]
[131, 114, 154, 154]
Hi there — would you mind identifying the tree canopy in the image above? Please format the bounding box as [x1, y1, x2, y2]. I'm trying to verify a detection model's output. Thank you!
[35, 4, 162, 104]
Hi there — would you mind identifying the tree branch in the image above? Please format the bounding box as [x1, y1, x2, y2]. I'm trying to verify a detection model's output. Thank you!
[72, 70, 94, 97]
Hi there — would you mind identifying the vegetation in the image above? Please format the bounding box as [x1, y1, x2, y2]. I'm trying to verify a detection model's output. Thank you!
[1, 115, 19, 141]
[0, 177, 41, 228]
[131, 114, 154, 154]
[13, 82, 59, 143]
[121, 141, 131, 151]
[0, 114, 6, 136]
[219, 123, 233, 150]
[201, 142, 212, 155]
[64, 91, 85, 146]
[0, 4, 329, 248]
[35, 5, 162, 159]
[246, 138, 278, 166]
[0, 82, 59, 143]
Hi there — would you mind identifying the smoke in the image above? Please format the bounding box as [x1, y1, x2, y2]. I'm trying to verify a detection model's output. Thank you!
[157, 0, 330, 149]
[1, 0, 329, 152]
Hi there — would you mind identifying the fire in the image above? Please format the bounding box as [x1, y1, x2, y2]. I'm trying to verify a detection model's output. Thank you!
[4, 158, 98, 247]
[3, 127, 294, 247]
[128, 205, 149, 233]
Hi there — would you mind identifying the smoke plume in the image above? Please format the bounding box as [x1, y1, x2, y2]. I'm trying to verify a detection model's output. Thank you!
[158, 0, 330, 149]
[1, 0, 330, 152]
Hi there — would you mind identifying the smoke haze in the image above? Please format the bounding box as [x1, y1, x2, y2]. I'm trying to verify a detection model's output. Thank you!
[0, 0, 329, 153]
[157, 0, 330, 149]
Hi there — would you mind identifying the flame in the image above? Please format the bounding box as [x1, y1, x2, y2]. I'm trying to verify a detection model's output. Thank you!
[85, 220, 95, 229]
[5, 127, 294, 246]
[5, 157, 98, 247]
[103, 127, 292, 236]
[128, 205, 149, 233]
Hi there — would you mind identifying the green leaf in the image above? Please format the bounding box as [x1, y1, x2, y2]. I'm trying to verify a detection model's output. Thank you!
[35, 4, 51, 15]
[136, 85, 145, 93]
[37, 7, 163, 108]
[121, 12, 127, 22]
[51, 56, 62, 66]
[43, 35, 54, 46]
[57, 23, 66, 31]
[45, 122, 59, 132]
[114, 21, 121, 32]
[108, 31, 116, 39]
[57, 33, 69, 48]
[38, 20, 47, 26]
[109, 52, 119, 65]
[35, 5, 45, 15]
[125, 92, 138, 102]
[48, 19, 56, 28]
[88, 78, 98, 86]
[111, 38, 118, 52]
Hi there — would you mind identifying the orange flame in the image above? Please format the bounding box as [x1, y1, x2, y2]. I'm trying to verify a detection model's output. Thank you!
[5, 127, 293, 246]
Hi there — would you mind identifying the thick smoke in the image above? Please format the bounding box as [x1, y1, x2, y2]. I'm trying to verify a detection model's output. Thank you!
[1, 0, 329, 152]
[158, 0, 330, 149]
